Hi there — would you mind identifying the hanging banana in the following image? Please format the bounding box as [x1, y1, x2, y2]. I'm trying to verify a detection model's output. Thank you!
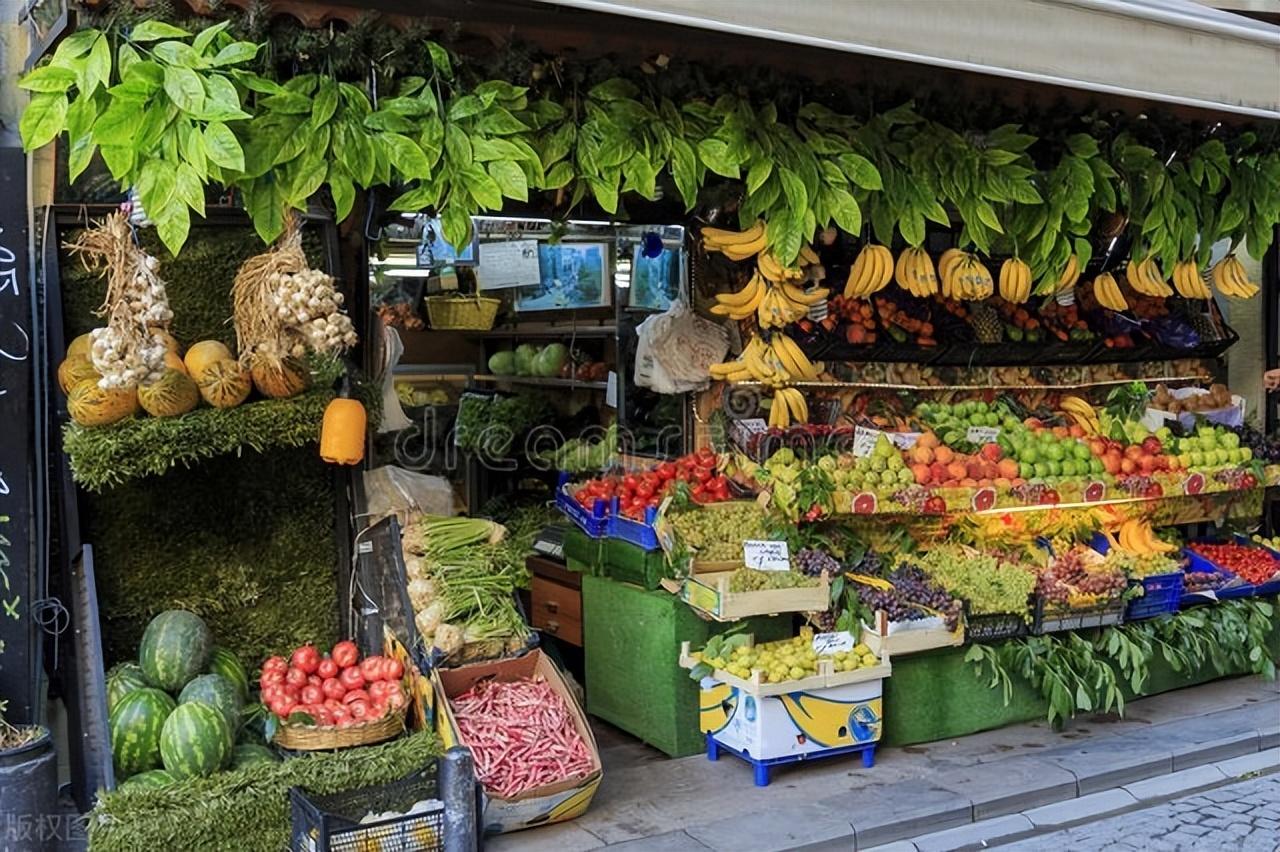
[1210, 255, 1259, 299]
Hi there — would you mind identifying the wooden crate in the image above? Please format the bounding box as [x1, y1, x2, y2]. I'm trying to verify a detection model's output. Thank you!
[676, 571, 831, 621]
[678, 637, 891, 697]
[859, 613, 964, 657]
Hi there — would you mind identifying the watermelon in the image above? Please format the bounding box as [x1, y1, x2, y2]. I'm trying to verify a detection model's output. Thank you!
[178, 674, 242, 747]
[205, 646, 249, 700]
[160, 702, 232, 779]
[119, 769, 175, 790]
[139, 610, 213, 693]
[230, 743, 280, 769]
[109, 688, 177, 778]
[106, 663, 150, 715]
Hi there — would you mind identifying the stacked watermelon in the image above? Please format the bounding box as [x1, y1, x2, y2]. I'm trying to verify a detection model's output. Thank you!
[108, 610, 278, 788]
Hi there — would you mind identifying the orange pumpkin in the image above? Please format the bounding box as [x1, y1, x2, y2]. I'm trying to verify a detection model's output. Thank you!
[320, 397, 366, 465]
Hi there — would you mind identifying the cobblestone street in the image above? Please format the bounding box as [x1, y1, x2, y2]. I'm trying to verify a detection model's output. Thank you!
[1000, 775, 1280, 851]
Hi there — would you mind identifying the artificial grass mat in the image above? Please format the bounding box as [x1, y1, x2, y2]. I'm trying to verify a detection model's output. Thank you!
[87, 730, 440, 851]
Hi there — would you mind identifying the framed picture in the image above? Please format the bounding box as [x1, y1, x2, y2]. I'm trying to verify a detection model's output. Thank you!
[629, 244, 682, 311]
[416, 216, 478, 269]
[515, 242, 611, 312]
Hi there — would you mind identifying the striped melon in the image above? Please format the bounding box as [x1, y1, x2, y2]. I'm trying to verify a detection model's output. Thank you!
[163, 350, 188, 375]
[160, 701, 232, 779]
[109, 688, 177, 778]
[178, 674, 242, 745]
[106, 663, 150, 715]
[67, 331, 97, 360]
[184, 340, 233, 381]
[138, 610, 213, 693]
[119, 768, 176, 790]
[67, 379, 139, 427]
[230, 743, 280, 769]
[197, 359, 252, 409]
[137, 369, 200, 418]
[251, 356, 311, 399]
[205, 646, 250, 700]
[58, 356, 100, 394]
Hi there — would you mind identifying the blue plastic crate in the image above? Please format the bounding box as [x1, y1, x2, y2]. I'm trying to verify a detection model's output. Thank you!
[555, 473, 608, 538]
[1181, 548, 1255, 602]
[1125, 572, 1184, 620]
[607, 498, 661, 550]
[1230, 534, 1280, 597]
[705, 733, 876, 787]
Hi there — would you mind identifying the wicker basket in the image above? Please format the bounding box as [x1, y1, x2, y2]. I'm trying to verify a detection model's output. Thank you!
[274, 708, 406, 751]
[424, 295, 501, 330]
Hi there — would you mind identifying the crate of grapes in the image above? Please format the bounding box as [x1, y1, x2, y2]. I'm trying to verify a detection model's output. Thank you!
[1031, 596, 1125, 634]
[964, 610, 1029, 643]
[1181, 548, 1256, 602]
[676, 568, 831, 622]
[848, 565, 965, 656]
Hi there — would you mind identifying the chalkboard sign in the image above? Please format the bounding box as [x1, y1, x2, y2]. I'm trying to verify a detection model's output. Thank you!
[0, 145, 33, 723]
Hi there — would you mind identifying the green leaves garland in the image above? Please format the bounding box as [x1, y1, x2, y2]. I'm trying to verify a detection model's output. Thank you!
[21, 21, 1280, 267]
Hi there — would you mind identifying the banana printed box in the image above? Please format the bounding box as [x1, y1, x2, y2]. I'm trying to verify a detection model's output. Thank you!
[699, 677, 885, 761]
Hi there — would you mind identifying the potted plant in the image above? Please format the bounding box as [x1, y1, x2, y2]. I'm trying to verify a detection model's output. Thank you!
[0, 515, 57, 846]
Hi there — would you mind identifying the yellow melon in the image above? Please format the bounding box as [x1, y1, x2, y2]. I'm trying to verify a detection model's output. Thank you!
[67, 380, 139, 427]
[137, 369, 200, 417]
[163, 351, 188, 375]
[184, 340, 233, 381]
[197, 359, 252, 409]
[251, 356, 311, 399]
[67, 331, 97, 360]
[58, 357, 100, 394]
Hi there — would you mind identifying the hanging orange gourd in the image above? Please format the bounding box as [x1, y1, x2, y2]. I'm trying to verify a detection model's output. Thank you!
[320, 393, 367, 465]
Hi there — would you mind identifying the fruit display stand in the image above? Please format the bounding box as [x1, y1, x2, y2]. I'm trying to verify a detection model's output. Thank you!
[673, 570, 831, 621]
[860, 613, 964, 657]
[581, 574, 790, 757]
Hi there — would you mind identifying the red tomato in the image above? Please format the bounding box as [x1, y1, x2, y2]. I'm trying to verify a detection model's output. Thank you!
[260, 670, 285, 688]
[368, 681, 389, 702]
[282, 682, 300, 700]
[636, 483, 654, 499]
[359, 657, 385, 682]
[694, 466, 713, 483]
[311, 707, 334, 727]
[387, 691, 406, 710]
[290, 645, 321, 675]
[342, 689, 370, 706]
[300, 684, 323, 705]
[622, 475, 639, 491]
[307, 675, 322, 688]
[656, 463, 676, 480]
[336, 716, 356, 728]
[269, 697, 294, 718]
[317, 658, 339, 680]
[262, 656, 288, 676]
[331, 640, 359, 669]
[339, 667, 365, 691]
[369, 699, 389, 720]
[323, 699, 345, 713]
[322, 677, 346, 700]
[260, 684, 282, 704]
[285, 667, 308, 689]
[347, 699, 370, 720]
[383, 658, 404, 681]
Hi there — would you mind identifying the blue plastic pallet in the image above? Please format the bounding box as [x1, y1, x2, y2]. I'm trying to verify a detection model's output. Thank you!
[705, 733, 877, 787]
[555, 473, 608, 538]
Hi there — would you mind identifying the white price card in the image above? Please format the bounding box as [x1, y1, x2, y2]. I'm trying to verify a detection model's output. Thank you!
[475, 239, 541, 290]
[743, 540, 790, 571]
[852, 426, 881, 457]
[886, 431, 922, 450]
[812, 631, 857, 655]
[966, 426, 1001, 444]
[730, 418, 768, 448]
[605, 371, 618, 408]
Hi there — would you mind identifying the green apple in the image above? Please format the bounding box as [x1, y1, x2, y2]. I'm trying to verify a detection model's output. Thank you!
[863, 470, 880, 485]
[1035, 462, 1051, 478]
[1220, 432, 1240, 450]
[1156, 426, 1173, 443]
[1189, 451, 1205, 467]
[1061, 459, 1080, 477]
[818, 455, 837, 472]
[1240, 447, 1254, 462]
[1089, 458, 1105, 475]
[1214, 448, 1231, 466]
[897, 467, 915, 485]
[1021, 462, 1037, 479]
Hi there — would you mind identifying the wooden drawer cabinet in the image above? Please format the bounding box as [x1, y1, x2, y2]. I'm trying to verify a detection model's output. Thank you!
[528, 557, 583, 647]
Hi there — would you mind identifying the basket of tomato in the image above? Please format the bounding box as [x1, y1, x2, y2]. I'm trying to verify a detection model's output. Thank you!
[262, 641, 410, 750]
[1187, 541, 1280, 596]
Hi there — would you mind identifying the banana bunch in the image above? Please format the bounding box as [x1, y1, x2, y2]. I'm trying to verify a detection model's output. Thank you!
[1113, 519, 1178, 556]
[939, 249, 993, 300]
[1060, 395, 1100, 436]
[998, 257, 1033, 303]
[709, 270, 828, 328]
[1092, 272, 1129, 311]
[843, 243, 895, 298]
[1125, 257, 1173, 297]
[1171, 260, 1212, 300]
[758, 249, 808, 283]
[894, 247, 939, 297]
[1051, 253, 1083, 296]
[1210, 255, 1260, 299]
[709, 271, 767, 320]
[768, 387, 809, 428]
[702, 220, 767, 261]
[708, 334, 822, 386]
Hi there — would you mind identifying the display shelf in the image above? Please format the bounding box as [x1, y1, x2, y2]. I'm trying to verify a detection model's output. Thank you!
[726, 373, 1211, 393]
[471, 374, 608, 390]
[62, 388, 334, 491]
[465, 324, 616, 339]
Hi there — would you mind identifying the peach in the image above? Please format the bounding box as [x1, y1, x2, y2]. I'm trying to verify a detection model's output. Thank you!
[911, 445, 934, 465]
[966, 462, 984, 480]
[960, 477, 978, 488]
[1103, 453, 1123, 475]
[1123, 445, 1143, 461]
[934, 446, 955, 465]
[998, 458, 1020, 479]
[947, 462, 968, 481]
[930, 462, 950, 483]
[917, 432, 940, 449]
[1068, 424, 1085, 439]
[1051, 426, 1069, 439]
[979, 443, 1003, 463]
[1120, 458, 1137, 475]
[911, 463, 932, 485]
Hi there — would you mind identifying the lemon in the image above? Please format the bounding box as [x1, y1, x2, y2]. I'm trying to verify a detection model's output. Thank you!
[853, 643, 870, 656]
[789, 666, 806, 680]
[861, 653, 877, 667]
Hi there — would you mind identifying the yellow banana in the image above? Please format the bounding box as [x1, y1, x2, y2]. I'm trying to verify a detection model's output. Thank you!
[798, 245, 820, 266]
[999, 258, 1031, 303]
[1212, 255, 1258, 299]
[1093, 272, 1128, 311]
[720, 233, 768, 261]
[714, 272, 765, 309]
[774, 334, 819, 380]
[1125, 259, 1152, 296]
[844, 244, 878, 298]
[910, 247, 939, 296]
[1057, 254, 1081, 291]
[781, 282, 828, 307]
[894, 248, 916, 296]
[782, 387, 808, 423]
[702, 221, 765, 248]
[938, 248, 964, 298]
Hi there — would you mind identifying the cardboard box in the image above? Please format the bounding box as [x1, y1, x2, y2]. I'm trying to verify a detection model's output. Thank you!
[699, 676, 886, 761]
[431, 649, 602, 835]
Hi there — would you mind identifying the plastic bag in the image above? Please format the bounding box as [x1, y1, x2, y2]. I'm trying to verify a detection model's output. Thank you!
[360, 465, 459, 527]
[634, 299, 729, 393]
[378, 325, 413, 433]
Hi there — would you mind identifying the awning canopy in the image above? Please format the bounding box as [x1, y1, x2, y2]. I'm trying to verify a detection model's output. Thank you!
[530, 0, 1280, 119]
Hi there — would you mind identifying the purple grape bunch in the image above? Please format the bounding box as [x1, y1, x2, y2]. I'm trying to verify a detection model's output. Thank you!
[796, 548, 842, 578]
[1184, 570, 1230, 592]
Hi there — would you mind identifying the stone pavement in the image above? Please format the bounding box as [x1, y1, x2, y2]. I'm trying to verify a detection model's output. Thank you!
[997, 774, 1280, 851]
[487, 675, 1280, 851]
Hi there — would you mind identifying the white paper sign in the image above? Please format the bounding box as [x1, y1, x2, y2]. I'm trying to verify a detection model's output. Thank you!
[887, 431, 922, 450]
[966, 426, 1001, 444]
[730, 418, 768, 448]
[812, 631, 857, 655]
[605, 371, 618, 408]
[854, 426, 919, 456]
[476, 240, 541, 290]
[743, 540, 790, 571]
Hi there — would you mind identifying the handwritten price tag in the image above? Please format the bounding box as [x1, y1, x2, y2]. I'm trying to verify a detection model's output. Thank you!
[852, 426, 880, 458]
[743, 540, 790, 571]
[966, 426, 1001, 444]
[812, 631, 857, 655]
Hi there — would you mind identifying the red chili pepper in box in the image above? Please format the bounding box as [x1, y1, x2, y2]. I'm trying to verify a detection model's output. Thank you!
[1189, 543, 1280, 585]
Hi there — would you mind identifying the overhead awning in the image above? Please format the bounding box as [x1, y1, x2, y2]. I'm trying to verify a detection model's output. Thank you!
[530, 0, 1280, 119]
